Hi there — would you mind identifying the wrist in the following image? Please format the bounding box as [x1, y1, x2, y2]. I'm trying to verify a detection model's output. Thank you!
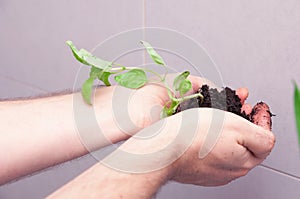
[105, 164, 171, 198]
[48, 162, 172, 199]
[102, 114, 186, 184]
[93, 85, 160, 143]
[75, 84, 148, 153]
[49, 115, 186, 198]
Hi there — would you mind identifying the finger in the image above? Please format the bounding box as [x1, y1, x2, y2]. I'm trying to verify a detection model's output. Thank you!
[236, 88, 249, 104]
[238, 123, 275, 159]
[241, 103, 252, 115]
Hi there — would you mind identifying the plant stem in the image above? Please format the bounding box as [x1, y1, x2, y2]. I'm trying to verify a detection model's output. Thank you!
[110, 66, 136, 72]
[142, 68, 164, 81]
[173, 93, 203, 103]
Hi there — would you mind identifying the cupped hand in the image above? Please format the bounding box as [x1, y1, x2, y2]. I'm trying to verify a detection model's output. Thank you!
[93, 74, 218, 143]
[120, 74, 216, 131]
[95, 73, 254, 145]
[126, 74, 253, 128]
[169, 108, 275, 186]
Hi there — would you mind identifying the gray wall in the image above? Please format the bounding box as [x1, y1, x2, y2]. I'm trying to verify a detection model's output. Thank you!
[1, 0, 300, 198]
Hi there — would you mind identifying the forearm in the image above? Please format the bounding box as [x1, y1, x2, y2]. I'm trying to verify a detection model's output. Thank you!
[47, 115, 183, 199]
[47, 162, 169, 199]
[0, 86, 133, 184]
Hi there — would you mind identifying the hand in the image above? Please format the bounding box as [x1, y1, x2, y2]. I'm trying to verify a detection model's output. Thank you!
[123, 74, 252, 136]
[170, 109, 275, 186]
[94, 74, 216, 138]
[50, 88, 275, 198]
[99, 85, 275, 186]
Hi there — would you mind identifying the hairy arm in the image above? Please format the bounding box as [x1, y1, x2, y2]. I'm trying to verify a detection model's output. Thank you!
[47, 162, 170, 199]
[0, 86, 139, 185]
[47, 108, 275, 198]
[0, 74, 211, 185]
[47, 115, 180, 199]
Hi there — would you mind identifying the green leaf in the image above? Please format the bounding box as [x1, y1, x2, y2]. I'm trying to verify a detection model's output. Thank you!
[84, 56, 112, 70]
[66, 41, 90, 65]
[89, 66, 112, 86]
[179, 79, 192, 96]
[160, 106, 170, 118]
[173, 71, 190, 90]
[114, 69, 147, 89]
[99, 71, 112, 86]
[66, 41, 112, 70]
[140, 40, 165, 65]
[293, 80, 300, 146]
[66, 41, 84, 63]
[90, 66, 102, 79]
[82, 77, 95, 105]
[160, 101, 179, 118]
[173, 71, 191, 96]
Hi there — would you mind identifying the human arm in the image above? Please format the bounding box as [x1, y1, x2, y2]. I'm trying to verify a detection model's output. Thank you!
[47, 107, 275, 198]
[0, 72, 253, 186]
[0, 87, 131, 185]
[0, 83, 171, 185]
[0, 74, 214, 184]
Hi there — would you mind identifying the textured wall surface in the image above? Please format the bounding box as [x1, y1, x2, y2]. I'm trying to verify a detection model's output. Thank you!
[0, 0, 300, 198]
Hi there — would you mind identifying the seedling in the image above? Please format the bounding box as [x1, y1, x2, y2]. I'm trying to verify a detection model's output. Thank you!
[66, 40, 203, 117]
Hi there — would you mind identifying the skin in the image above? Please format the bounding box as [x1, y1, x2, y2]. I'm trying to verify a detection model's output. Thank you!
[0, 74, 208, 184]
[0, 74, 275, 198]
[48, 108, 275, 198]
[251, 102, 272, 130]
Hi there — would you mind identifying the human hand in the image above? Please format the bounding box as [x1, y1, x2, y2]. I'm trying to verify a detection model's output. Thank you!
[124, 74, 216, 128]
[170, 107, 275, 186]
[93, 74, 216, 138]
[122, 73, 252, 136]
[101, 84, 275, 183]
[86, 88, 275, 199]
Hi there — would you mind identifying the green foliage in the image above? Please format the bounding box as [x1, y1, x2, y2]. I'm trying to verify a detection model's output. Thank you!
[66, 41, 116, 104]
[115, 69, 147, 89]
[81, 77, 95, 105]
[293, 80, 300, 146]
[173, 71, 192, 96]
[161, 101, 179, 118]
[99, 71, 112, 86]
[66, 41, 112, 69]
[67, 40, 202, 116]
[140, 40, 166, 65]
[90, 66, 112, 86]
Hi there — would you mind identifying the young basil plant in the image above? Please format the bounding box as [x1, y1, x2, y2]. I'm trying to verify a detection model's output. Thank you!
[66, 40, 169, 104]
[66, 40, 202, 118]
[293, 80, 300, 147]
[66, 41, 152, 104]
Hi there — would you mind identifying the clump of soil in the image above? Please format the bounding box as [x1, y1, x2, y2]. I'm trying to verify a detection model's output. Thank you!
[175, 84, 274, 130]
[175, 85, 250, 121]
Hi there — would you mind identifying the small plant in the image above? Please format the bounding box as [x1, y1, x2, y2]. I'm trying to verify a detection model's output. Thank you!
[66, 40, 203, 117]
[293, 80, 300, 146]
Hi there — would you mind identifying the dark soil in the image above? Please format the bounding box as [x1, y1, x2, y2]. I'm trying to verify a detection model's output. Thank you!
[175, 85, 250, 120]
